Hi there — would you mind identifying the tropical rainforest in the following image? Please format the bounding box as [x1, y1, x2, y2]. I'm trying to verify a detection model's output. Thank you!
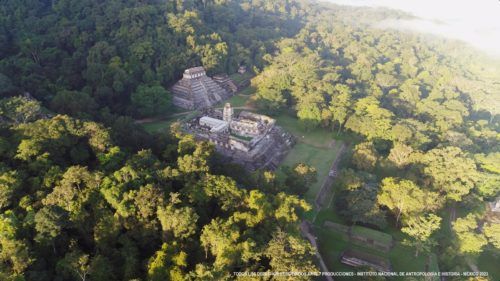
[0, 0, 499, 280]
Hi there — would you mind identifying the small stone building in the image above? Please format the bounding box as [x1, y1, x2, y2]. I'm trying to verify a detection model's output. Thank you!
[340, 250, 392, 272]
[490, 197, 500, 212]
[213, 74, 238, 94]
[238, 65, 247, 74]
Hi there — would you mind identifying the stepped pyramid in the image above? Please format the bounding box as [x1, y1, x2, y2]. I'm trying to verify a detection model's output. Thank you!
[171, 67, 232, 110]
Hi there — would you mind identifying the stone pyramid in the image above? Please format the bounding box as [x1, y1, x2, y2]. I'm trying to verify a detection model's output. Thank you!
[171, 67, 232, 110]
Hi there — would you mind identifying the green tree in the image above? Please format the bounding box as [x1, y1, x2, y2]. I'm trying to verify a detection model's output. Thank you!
[134, 184, 165, 227]
[34, 205, 68, 251]
[475, 152, 500, 174]
[274, 192, 311, 224]
[420, 147, 479, 201]
[42, 166, 101, 223]
[401, 213, 441, 257]
[328, 84, 352, 134]
[378, 177, 440, 225]
[483, 222, 500, 250]
[0, 211, 33, 275]
[337, 182, 387, 228]
[232, 190, 272, 227]
[131, 85, 171, 117]
[345, 96, 394, 140]
[352, 142, 379, 171]
[265, 230, 318, 278]
[157, 202, 198, 240]
[283, 163, 317, 195]
[0, 170, 21, 211]
[452, 214, 488, 254]
[0, 74, 16, 97]
[388, 142, 414, 168]
[0, 96, 41, 124]
[56, 249, 91, 281]
[50, 90, 97, 117]
[89, 255, 115, 281]
[147, 243, 187, 281]
[200, 218, 244, 269]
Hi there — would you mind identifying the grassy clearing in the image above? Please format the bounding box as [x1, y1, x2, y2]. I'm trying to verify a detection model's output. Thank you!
[351, 225, 393, 245]
[142, 119, 177, 133]
[279, 142, 341, 202]
[141, 111, 199, 133]
[230, 72, 253, 84]
[314, 206, 348, 226]
[230, 95, 250, 107]
[214, 93, 252, 108]
[316, 226, 431, 280]
[238, 86, 256, 96]
[274, 113, 338, 149]
[477, 250, 500, 280]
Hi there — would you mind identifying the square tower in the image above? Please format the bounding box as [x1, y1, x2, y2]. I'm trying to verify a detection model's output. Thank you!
[223, 102, 233, 122]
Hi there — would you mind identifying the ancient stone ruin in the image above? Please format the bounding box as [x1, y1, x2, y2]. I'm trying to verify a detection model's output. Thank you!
[238, 65, 247, 74]
[212, 74, 238, 94]
[340, 249, 392, 273]
[185, 103, 294, 170]
[171, 66, 233, 110]
[490, 197, 500, 213]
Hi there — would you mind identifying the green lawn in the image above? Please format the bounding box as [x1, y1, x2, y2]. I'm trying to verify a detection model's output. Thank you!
[272, 113, 345, 218]
[230, 132, 252, 141]
[314, 207, 348, 226]
[274, 113, 338, 149]
[351, 225, 393, 246]
[279, 142, 341, 202]
[238, 86, 256, 96]
[230, 72, 253, 84]
[142, 119, 177, 133]
[215, 94, 250, 108]
[477, 250, 500, 280]
[316, 226, 432, 280]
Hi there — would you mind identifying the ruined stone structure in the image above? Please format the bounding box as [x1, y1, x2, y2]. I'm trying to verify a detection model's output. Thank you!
[340, 250, 392, 272]
[171, 67, 233, 110]
[490, 197, 500, 213]
[185, 103, 294, 170]
[213, 74, 238, 94]
[238, 65, 247, 74]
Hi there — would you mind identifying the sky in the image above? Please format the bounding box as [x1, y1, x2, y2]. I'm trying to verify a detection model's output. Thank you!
[325, 0, 500, 57]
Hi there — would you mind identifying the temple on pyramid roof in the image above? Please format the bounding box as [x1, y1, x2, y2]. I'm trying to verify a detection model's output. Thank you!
[171, 66, 233, 110]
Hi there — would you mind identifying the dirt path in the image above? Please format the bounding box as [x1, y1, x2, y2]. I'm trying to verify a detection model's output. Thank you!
[300, 221, 334, 281]
[449, 204, 457, 226]
[465, 257, 480, 273]
[298, 143, 347, 280]
[314, 143, 347, 210]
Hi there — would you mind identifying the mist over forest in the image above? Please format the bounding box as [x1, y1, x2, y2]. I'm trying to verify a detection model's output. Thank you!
[0, 1, 498, 280]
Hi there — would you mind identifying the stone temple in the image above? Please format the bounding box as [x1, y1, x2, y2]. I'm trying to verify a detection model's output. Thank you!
[171, 66, 235, 110]
[185, 103, 294, 170]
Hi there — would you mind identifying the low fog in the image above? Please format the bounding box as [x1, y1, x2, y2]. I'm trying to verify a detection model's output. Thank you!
[326, 0, 500, 57]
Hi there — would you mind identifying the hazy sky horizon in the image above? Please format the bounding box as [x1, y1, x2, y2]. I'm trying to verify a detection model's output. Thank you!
[325, 0, 500, 57]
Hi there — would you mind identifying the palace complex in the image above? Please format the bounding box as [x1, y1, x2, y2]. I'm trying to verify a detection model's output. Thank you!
[185, 103, 294, 170]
